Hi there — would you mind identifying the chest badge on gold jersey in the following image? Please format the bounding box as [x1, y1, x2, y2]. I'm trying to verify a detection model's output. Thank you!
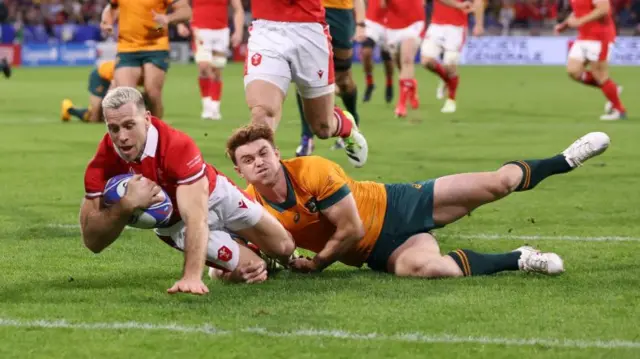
[305, 198, 318, 213]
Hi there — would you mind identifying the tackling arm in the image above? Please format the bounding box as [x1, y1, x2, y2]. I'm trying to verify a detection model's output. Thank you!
[79, 197, 134, 253]
[176, 176, 209, 281]
[311, 194, 365, 271]
[167, 0, 192, 24]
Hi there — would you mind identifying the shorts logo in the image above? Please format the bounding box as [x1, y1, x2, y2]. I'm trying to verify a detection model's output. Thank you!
[218, 246, 233, 262]
[238, 200, 248, 209]
[317, 69, 324, 79]
[251, 53, 262, 66]
[293, 212, 300, 223]
[412, 183, 423, 190]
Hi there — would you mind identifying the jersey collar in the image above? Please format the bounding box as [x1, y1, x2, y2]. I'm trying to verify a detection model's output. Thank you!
[140, 124, 159, 161]
[263, 164, 297, 213]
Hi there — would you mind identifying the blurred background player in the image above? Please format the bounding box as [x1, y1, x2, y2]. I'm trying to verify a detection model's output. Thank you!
[244, 0, 369, 168]
[61, 60, 115, 123]
[555, 0, 626, 121]
[177, 0, 244, 121]
[0, 57, 11, 79]
[100, 0, 192, 118]
[384, 0, 426, 118]
[61, 60, 149, 123]
[294, 0, 367, 157]
[361, 0, 395, 104]
[421, 0, 482, 114]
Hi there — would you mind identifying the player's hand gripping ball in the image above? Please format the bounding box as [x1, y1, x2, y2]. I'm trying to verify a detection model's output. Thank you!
[103, 174, 173, 228]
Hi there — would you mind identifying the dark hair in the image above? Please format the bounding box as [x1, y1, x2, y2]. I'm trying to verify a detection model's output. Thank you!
[226, 123, 276, 165]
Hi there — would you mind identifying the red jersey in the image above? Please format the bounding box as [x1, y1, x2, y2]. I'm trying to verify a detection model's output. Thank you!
[192, 0, 228, 29]
[571, 0, 616, 41]
[366, 0, 386, 24]
[385, 0, 425, 29]
[252, 0, 325, 23]
[84, 117, 218, 223]
[431, 0, 468, 27]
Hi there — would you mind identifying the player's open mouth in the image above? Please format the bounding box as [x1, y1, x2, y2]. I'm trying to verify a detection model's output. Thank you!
[120, 145, 134, 153]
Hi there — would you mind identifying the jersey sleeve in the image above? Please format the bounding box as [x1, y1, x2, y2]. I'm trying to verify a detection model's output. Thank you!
[84, 139, 111, 199]
[165, 132, 208, 185]
[299, 157, 351, 211]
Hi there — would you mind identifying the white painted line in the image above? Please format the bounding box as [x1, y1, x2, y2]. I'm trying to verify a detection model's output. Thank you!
[0, 318, 638, 350]
[43, 224, 640, 242]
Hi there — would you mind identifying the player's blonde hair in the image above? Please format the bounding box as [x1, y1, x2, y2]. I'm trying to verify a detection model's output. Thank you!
[102, 86, 146, 117]
[226, 123, 276, 165]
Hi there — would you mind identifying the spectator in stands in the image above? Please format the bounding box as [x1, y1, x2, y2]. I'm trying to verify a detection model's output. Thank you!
[0, 1, 9, 24]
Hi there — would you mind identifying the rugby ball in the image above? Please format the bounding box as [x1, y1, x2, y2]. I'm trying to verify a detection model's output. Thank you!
[103, 174, 173, 229]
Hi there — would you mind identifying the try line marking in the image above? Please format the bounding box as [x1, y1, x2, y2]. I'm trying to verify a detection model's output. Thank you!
[44, 224, 640, 242]
[0, 318, 637, 350]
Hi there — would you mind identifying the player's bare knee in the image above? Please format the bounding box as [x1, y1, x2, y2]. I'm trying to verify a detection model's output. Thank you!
[492, 171, 515, 198]
[422, 57, 438, 69]
[335, 72, 355, 93]
[250, 105, 276, 125]
[197, 62, 210, 77]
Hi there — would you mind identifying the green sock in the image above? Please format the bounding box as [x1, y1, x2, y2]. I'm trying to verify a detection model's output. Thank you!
[295, 92, 314, 138]
[448, 249, 520, 276]
[340, 88, 359, 126]
[69, 107, 89, 122]
[505, 155, 573, 192]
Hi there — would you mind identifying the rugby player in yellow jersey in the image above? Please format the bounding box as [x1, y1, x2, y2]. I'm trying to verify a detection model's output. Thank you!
[61, 60, 148, 123]
[295, 0, 367, 156]
[100, 0, 191, 118]
[61, 60, 116, 123]
[226, 124, 611, 278]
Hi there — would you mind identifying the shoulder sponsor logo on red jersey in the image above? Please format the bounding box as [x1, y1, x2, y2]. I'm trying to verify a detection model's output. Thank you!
[186, 154, 202, 169]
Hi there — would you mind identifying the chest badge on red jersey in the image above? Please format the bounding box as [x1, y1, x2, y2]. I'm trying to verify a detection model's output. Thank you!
[251, 53, 262, 66]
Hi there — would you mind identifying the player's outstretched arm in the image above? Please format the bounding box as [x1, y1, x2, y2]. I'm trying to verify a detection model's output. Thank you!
[167, 0, 192, 24]
[310, 194, 365, 271]
[79, 197, 134, 253]
[169, 176, 209, 294]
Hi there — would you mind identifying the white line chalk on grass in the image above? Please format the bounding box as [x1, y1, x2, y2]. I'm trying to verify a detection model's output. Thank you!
[0, 318, 638, 350]
[44, 224, 640, 242]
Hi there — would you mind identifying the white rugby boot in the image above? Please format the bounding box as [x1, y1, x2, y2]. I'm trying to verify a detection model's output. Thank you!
[561, 132, 610, 168]
[515, 246, 565, 275]
[341, 111, 368, 168]
[441, 99, 457, 113]
[600, 109, 626, 121]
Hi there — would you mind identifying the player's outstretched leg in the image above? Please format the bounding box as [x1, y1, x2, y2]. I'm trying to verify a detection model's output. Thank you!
[294, 92, 315, 157]
[361, 38, 377, 103]
[432, 132, 610, 225]
[381, 49, 395, 103]
[387, 233, 564, 278]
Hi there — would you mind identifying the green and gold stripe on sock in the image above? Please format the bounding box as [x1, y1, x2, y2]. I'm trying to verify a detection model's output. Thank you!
[455, 249, 471, 276]
[517, 160, 532, 190]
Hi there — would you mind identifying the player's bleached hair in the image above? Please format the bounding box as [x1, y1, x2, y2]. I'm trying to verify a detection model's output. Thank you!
[102, 86, 146, 118]
[226, 123, 276, 165]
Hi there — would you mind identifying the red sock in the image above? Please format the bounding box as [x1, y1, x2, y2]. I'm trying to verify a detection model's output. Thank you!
[209, 79, 222, 101]
[366, 72, 373, 86]
[334, 107, 353, 138]
[386, 74, 393, 87]
[198, 77, 210, 98]
[448, 76, 459, 100]
[601, 79, 625, 112]
[398, 79, 412, 106]
[429, 63, 450, 82]
[580, 72, 600, 87]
